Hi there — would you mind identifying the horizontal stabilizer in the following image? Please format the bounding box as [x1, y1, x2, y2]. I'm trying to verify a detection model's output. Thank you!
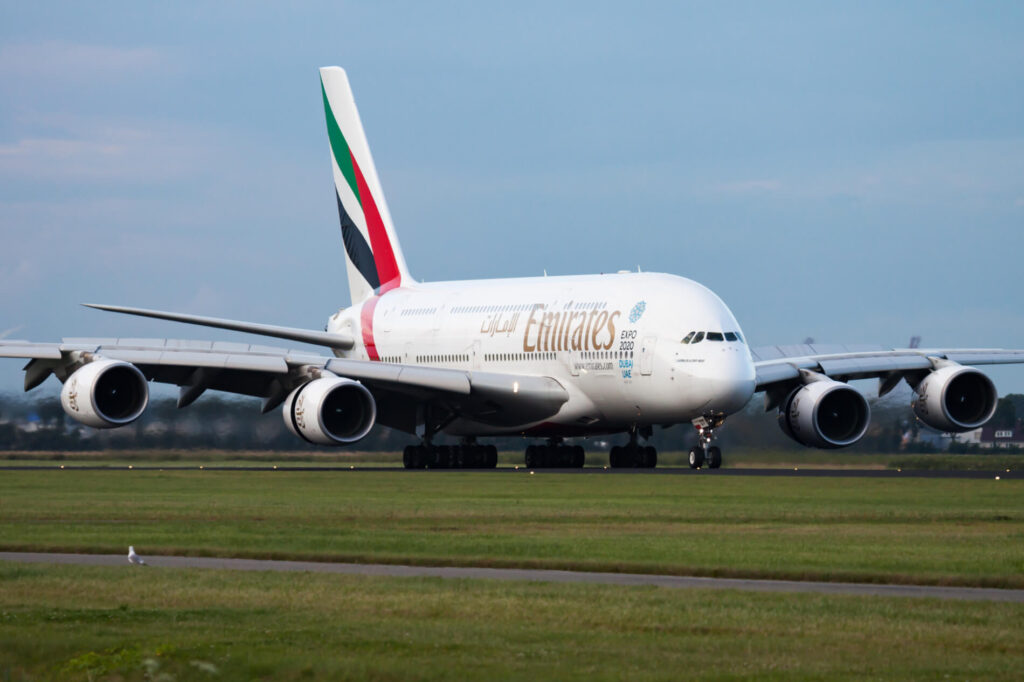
[83, 304, 354, 351]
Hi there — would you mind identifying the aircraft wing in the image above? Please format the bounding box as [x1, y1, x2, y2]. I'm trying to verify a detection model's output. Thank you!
[751, 343, 1024, 407]
[0, 338, 569, 432]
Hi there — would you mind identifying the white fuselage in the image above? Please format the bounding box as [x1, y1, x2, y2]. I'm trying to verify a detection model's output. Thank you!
[327, 272, 756, 436]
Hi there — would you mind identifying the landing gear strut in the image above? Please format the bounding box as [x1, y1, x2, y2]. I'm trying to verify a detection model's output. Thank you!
[609, 427, 657, 469]
[524, 438, 585, 468]
[688, 417, 723, 470]
[403, 438, 498, 469]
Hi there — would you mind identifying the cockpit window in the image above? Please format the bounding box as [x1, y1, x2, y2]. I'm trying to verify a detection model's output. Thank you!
[681, 331, 695, 344]
[724, 332, 738, 342]
[707, 332, 724, 342]
[691, 331, 705, 344]
[734, 332, 744, 344]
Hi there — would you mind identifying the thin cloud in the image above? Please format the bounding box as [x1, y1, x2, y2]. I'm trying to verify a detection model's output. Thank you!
[0, 120, 212, 182]
[710, 179, 783, 194]
[0, 41, 173, 80]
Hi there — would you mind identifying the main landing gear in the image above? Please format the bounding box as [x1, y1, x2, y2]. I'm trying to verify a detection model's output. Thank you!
[403, 439, 498, 469]
[609, 427, 657, 468]
[688, 418, 723, 470]
[525, 439, 585, 469]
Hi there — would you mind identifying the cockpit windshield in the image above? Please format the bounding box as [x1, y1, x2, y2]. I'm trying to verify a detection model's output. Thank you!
[681, 330, 744, 344]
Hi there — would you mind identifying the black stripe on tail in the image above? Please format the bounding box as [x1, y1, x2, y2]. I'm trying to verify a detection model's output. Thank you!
[336, 191, 380, 290]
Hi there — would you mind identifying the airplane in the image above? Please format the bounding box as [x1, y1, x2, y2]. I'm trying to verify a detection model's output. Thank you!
[2, 66, 1023, 470]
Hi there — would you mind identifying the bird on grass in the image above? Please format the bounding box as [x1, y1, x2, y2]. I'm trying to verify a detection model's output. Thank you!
[128, 546, 146, 566]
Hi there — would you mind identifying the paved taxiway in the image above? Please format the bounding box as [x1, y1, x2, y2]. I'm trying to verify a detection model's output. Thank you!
[0, 465, 1016, 478]
[2, 552, 1021, 602]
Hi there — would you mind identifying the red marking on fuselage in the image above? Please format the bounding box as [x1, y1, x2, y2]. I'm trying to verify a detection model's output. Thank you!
[360, 295, 382, 361]
[350, 151, 401, 292]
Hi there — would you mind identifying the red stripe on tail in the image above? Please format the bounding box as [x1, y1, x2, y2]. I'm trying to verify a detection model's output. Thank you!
[351, 152, 400, 293]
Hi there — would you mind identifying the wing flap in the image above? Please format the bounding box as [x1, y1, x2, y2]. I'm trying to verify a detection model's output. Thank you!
[754, 346, 1024, 392]
[0, 342, 63, 360]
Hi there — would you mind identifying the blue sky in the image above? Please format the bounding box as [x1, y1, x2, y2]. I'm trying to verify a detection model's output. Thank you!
[1, 1, 1023, 394]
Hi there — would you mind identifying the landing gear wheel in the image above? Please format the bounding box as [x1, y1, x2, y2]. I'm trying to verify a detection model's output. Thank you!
[403, 445, 415, 469]
[706, 446, 722, 469]
[642, 446, 657, 468]
[571, 445, 585, 468]
[486, 445, 498, 468]
[688, 446, 705, 469]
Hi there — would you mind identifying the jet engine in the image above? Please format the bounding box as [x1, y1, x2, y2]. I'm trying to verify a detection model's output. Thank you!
[282, 376, 376, 445]
[59, 359, 150, 428]
[778, 378, 870, 448]
[911, 364, 997, 432]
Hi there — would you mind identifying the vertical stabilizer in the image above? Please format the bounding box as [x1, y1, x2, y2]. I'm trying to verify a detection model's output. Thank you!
[320, 66, 412, 304]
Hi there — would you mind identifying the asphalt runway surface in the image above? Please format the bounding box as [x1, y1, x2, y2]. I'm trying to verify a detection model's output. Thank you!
[2, 551, 1021, 602]
[0, 465, 1016, 478]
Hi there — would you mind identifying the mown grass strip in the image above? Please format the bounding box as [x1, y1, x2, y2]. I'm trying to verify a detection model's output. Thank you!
[2, 470, 1022, 590]
[2, 563, 1023, 681]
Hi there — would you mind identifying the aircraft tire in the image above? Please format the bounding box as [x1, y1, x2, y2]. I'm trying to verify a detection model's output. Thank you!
[403, 445, 415, 469]
[707, 446, 722, 469]
[572, 445, 585, 468]
[643, 446, 657, 468]
[688, 446, 704, 469]
[485, 445, 498, 468]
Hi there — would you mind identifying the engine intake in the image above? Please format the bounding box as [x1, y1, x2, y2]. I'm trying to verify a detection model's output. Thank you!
[911, 365, 997, 432]
[60, 359, 150, 428]
[282, 376, 376, 445]
[778, 379, 870, 449]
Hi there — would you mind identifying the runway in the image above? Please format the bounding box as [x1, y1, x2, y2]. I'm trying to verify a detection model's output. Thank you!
[0, 465, 1015, 478]
[2, 551, 1022, 602]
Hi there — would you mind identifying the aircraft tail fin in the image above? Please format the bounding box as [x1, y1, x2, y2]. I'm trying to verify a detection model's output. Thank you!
[319, 66, 412, 304]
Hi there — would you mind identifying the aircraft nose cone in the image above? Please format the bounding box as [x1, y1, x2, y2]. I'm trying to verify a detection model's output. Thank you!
[697, 348, 756, 414]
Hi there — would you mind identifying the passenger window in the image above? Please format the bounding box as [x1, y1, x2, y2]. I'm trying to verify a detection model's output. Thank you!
[681, 331, 695, 344]
[692, 332, 705, 344]
[707, 332, 724, 342]
[724, 332, 737, 342]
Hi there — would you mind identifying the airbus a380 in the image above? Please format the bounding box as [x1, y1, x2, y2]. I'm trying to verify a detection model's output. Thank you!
[3, 67, 1022, 469]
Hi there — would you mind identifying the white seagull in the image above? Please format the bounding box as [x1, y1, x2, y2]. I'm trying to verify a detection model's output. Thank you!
[128, 546, 146, 566]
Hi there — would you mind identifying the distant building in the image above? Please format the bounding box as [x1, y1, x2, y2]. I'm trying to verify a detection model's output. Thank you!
[963, 425, 1024, 449]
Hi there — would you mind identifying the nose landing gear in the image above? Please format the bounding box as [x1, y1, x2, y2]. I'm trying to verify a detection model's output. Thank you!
[688, 416, 724, 470]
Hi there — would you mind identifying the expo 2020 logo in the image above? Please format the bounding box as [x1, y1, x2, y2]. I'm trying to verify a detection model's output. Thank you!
[629, 301, 646, 324]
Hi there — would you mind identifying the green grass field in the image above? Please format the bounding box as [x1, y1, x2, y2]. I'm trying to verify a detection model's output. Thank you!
[2, 562, 1023, 681]
[2, 468, 1023, 680]
[2, 469, 1022, 587]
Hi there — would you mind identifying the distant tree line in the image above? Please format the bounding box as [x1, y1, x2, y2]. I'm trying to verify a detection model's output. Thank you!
[0, 390, 1020, 453]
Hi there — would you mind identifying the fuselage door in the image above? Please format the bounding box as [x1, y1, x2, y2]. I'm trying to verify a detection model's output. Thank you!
[639, 336, 657, 376]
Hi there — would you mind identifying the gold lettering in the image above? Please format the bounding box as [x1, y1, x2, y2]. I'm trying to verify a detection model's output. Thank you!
[603, 311, 621, 350]
[571, 314, 586, 350]
[541, 311, 559, 351]
[584, 309, 601, 350]
[522, 308, 539, 352]
[591, 311, 608, 350]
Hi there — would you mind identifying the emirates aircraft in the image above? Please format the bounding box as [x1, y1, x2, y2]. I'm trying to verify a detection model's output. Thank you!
[3, 67, 1022, 469]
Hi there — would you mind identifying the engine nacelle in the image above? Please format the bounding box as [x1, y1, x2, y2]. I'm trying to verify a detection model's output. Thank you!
[911, 365, 997, 432]
[282, 376, 376, 445]
[778, 379, 870, 449]
[59, 359, 150, 429]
